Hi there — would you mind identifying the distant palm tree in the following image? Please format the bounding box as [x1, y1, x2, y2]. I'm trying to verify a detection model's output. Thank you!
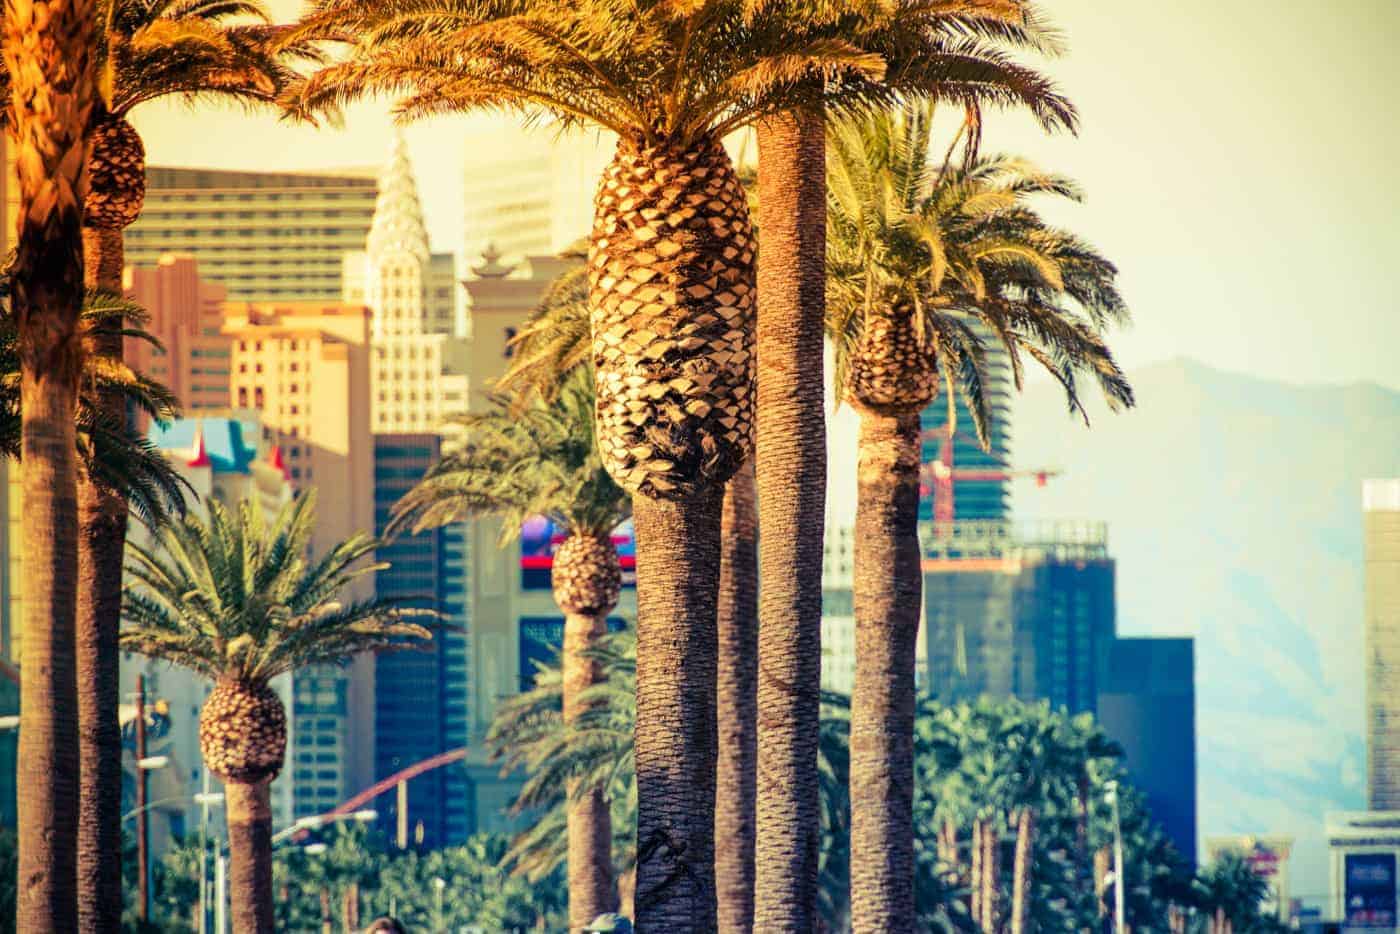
[390, 372, 629, 932]
[826, 101, 1134, 933]
[2, 0, 98, 921]
[1, 6, 311, 925]
[121, 492, 432, 933]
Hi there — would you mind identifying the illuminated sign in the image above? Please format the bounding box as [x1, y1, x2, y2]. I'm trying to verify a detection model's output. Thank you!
[520, 517, 636, 591]
[1345, 852, 1397, 927]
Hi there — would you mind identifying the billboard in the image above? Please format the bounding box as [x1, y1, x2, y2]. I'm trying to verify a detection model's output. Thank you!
[520, 517, 636, 591]
[1345, 852, 1397, 927]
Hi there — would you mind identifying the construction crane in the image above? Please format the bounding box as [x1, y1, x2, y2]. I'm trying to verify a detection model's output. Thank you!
[918, 427, 1061, 530]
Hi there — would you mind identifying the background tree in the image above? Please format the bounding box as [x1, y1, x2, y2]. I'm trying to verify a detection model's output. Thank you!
[120, 492, 432, 932]
[391, 370, 629, 932]
[826, 99, 1133, 934]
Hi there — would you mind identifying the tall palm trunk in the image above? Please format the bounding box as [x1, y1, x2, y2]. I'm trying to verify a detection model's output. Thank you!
[553, 530, 622, 931]
[631, 492, 723, 931]
[971, 818, 984, 926]
[1094, 845, 1111, 920]
[227, 780, 275, 933]
[849, 412, 921, 933]
[754, 106, 827, 933]
[1010, 807, 1036, 934]
[716, 460, 758, 934]
[4, 0, 97, 925]
[982, 820, 1000, 933]
[77, 223, 129, 933]
[563, 609, 616, 931]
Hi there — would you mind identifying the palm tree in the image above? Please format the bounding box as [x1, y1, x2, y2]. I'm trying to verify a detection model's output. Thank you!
[748, 4, 1074, 925]
[2, 0, 97, 924]
[825, 100, 1133, 933]
[121, 492, 432, 932]
[390, 372, 630, 932]
[502, 257, 762, 930]
[2, 6, 315, 923]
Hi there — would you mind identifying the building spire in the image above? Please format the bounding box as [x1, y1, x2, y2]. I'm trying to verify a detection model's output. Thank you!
[366, 131, 431, 261]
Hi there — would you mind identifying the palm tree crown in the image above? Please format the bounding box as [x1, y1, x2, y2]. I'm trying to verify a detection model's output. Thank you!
[389, 370, 629, 542]
[121, 491, 432, 682]
[826, 102, 1134, 437]
[287, 0, 1071, 147]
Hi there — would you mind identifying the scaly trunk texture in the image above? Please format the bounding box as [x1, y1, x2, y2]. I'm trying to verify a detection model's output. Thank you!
[342, 882, 360, 933]
[971, 818, 984, 926]
[849, 412, 921, 933]
[555, 531, 622, 931]
[631, 492, 723, 931]
[982, 821, 1000, 934]
[227, 780, 275, 933]
[753, 107, 827, 934]
[77, 224, 128, 934]
[715, 461, 758, 934]
[563, 610, 617, 931]
[1094, 845, 1110, 919]
[939, 819, 960, 888]
[1010, 808, 1036, 934]
[4, 0, 97, 925]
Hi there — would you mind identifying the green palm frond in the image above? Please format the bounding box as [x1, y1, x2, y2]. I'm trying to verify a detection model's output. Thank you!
[284, 0, 1073, 149]
[389, 369, 629, 541]
[826, 100, 1133, 441]
[122, 491, 434, 684]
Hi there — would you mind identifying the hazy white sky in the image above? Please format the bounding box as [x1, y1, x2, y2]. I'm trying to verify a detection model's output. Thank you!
[133, 0, 1400, 388]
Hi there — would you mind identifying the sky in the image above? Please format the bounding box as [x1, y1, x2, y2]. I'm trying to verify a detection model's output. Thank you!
[132, 0, 1400, 391]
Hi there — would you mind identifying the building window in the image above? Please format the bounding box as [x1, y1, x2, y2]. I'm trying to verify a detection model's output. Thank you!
[237, 387, 248, 406]
[254, 387, 264, 406]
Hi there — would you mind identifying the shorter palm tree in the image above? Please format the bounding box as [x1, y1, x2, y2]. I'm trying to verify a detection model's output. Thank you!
[390, 369, 630, 932]
[121, 492, 432, 933]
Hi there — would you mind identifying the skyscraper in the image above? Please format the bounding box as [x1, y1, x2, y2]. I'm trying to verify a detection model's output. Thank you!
[1099, 638, 1198, 863]
[922, 521, 1115, 713]
[1365, 479, 1400, 810]
[125, 166, 378, 302]
[461, 127, 613, 267]
[223, 301, 377, 816]
[342, 137, 469, 434]
[372, 436, 472, 848]
[124, 253, 233, 415]
[918, 326, 1014, 523]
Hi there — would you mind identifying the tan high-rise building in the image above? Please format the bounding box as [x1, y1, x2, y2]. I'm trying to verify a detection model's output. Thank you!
[124, 254, 233, 415]
[224, 301, 377, 816]
[1366, 479, 1400, 810]
[125, 167, 378, 302]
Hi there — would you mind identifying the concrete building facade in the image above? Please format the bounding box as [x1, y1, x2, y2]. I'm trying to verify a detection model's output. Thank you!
[124, 253, 233, 415]
[1366, 479, 1400, 811]
[224, 301, 377, 817]
[125, 166, 378, 302]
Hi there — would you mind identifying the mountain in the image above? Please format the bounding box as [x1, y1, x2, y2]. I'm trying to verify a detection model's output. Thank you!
[1007, 357, 1400, 905]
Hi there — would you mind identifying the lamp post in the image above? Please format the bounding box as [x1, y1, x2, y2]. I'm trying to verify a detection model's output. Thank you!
[1105, 780, 1125, 934]
[136, 676, 150, 923]
[433, 876, 446, 932]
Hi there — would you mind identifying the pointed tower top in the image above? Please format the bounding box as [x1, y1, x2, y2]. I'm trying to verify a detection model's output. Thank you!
[366, 133, 431, 262]
[187, 424, 210, 468]
[470, 242, 514, 279]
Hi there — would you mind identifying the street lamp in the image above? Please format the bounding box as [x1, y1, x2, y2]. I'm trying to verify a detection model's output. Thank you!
[1104, 780, 1125, 934]
[433, 876, 446, 932]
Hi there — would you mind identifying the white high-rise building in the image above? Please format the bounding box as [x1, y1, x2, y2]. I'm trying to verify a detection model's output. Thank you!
[344, 137, 469, 433]
[461, 127, 614, 268]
